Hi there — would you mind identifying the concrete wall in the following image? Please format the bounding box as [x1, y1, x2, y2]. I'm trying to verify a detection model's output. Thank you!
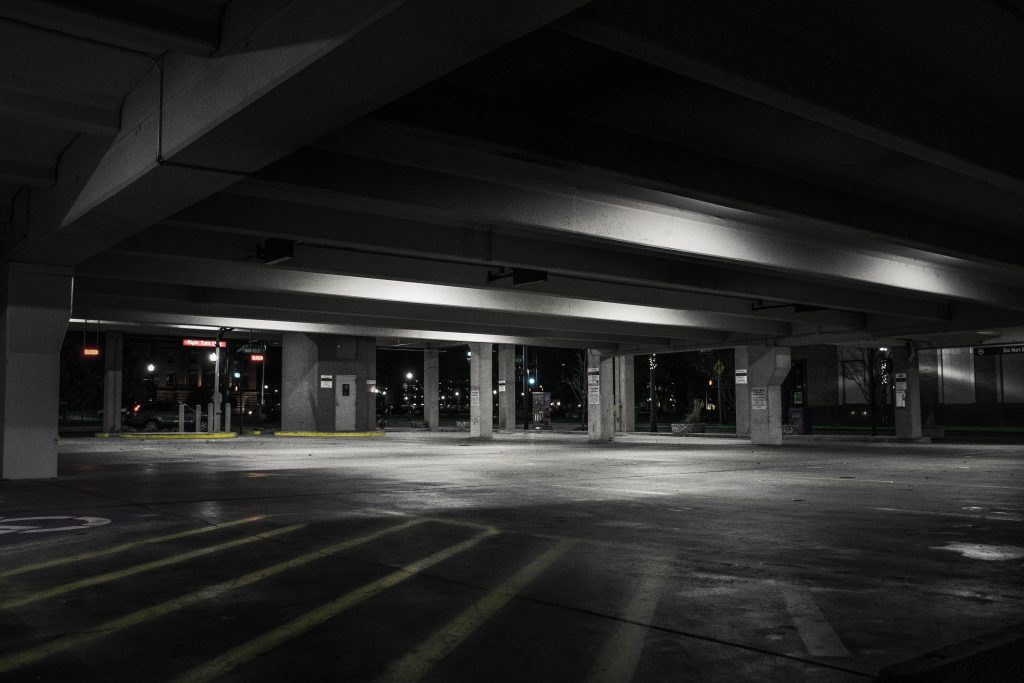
[939, 348, 976, 404]
[792, 345, 838, 407]
[282, 333, 375, 431]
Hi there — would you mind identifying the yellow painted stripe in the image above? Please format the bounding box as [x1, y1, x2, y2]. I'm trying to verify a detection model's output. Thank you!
[379, 539, 574, 683]
[274, 431, 385, 437]
[585, 563, 671, 683]
[0, 516, 264, 579]
[118, 432, 238, 440]
[0, 524, 303, 610]
[0, 519, 427, 675]
[175, 528, 499, 683]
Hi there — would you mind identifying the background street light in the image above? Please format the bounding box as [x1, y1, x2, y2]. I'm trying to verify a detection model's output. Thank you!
[146, 363, 155, 373]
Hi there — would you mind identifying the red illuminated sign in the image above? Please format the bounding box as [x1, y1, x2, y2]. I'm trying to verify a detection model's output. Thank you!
[250, 354, 265, 362]
[82, 347, 101, 358]
[182, 339, 227, 348]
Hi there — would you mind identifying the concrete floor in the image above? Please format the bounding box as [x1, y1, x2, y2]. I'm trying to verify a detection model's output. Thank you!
[1, 434, 1021, 682]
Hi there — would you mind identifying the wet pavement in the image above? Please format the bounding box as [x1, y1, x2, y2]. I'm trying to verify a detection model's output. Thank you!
[1, 433, 1021, 681]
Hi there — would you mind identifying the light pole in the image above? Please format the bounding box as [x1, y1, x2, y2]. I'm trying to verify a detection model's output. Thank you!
[522, 345, 530, 430]
[405, 371, 413, 420]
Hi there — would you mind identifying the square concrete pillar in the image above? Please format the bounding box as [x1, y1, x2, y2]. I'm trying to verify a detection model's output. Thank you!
[587, 350, 614, 442]
[738, 345, 791, 445]
[103, 331, 124, 433]
[282, 332, 319, 431]
[497, 344, 516, 431]
[614, 354, 635, 433]
[424, 348, 439, 431]
[892, 346, 922, 440]
[469, 342, 493, 438]
[0, 263, 73, 479]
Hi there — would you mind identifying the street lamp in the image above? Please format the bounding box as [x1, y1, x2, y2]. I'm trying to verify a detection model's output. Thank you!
[146, 363, 156, 373]
[404, 372, 414, 419]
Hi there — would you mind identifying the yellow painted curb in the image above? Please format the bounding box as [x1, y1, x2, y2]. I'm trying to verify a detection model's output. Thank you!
[94, 432, 114, 438]
[274, 431, 385, 438]
[119, 432, 238, 440]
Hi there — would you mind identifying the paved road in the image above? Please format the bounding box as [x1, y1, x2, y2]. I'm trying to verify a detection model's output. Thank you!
[0, 434, 1021, 681]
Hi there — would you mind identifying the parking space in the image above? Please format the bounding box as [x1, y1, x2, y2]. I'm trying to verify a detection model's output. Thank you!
[0, 435, 1021, 681]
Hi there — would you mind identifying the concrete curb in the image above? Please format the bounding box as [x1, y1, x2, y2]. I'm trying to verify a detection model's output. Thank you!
[110, 432, 238, 440]
[274, 431, 385, 437]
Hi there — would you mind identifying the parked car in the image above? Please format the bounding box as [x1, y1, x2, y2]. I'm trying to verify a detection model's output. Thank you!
[125, 401, 207, 432]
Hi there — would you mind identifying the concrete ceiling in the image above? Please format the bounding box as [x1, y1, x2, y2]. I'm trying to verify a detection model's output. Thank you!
[4, 0, 1024, 353]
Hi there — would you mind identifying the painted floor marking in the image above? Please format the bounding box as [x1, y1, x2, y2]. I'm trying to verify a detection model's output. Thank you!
[0, 523, 304, 610]
[585, 561, 671, 683]
[779, 585, 850, 657]
[174, 528, 500, 683]
[0, 516, 264, 579]
[379, 539, 575, 683]
[0, 518, 427, 675]
[0, 516, 111, 535]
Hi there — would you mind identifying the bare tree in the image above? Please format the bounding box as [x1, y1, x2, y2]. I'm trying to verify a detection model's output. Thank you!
[561, 350, 588, 426]
[840, 347, 891, 436]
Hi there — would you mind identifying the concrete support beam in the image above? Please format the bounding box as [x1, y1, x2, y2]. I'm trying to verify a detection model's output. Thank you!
[587, 350, 614, 442]
[468, 342, 493, 439]
[424, 348, 439, 431]
[102, 331, 124, 433]
[736, 345, 791, 445]
[892, 346, 923, 440]
[614, 354, 635, 432]
[14, 0, 593, 266]
[0, 263, 72, 479]
[497, 344, 516, 431]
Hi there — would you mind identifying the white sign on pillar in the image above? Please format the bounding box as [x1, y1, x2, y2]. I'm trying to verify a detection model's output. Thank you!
[735, 369, 748, 384]
[587, 369, 600, 404]
[751, 387, 768, 410]
[498, 380, 506, 392]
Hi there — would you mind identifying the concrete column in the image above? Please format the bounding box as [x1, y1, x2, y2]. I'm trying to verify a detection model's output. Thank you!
[497, 344, 516, 431]
[892, 346, 922, 440]
[738, 345, 791, 445]
[735, 346, 751, 437]
[424, 348, 439, 431]
[469, 342, 493, 438]
[587, 350, 614, 442]
[102, 331, 124, 433]
[0, 263, 73, 479]
[614, 354, 635, 433]
[282, 331, 319, 431]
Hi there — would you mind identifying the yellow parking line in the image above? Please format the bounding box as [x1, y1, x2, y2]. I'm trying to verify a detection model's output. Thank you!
[0, 524, 304, 610]
[585, 562, 671, 683]
[0, 516, 265, 579]
[175, 528, 500, 683]
[0, 518, 427, 675]
[379, 539, 575, 683]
